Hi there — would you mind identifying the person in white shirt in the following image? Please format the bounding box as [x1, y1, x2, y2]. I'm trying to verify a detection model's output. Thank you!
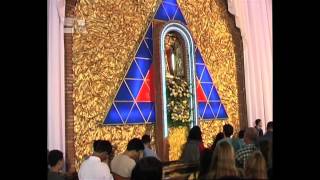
[78, 140, 114, 180]
[110, 138, 144, 179]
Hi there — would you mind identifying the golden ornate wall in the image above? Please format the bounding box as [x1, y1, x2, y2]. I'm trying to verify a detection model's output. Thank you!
[73, 0, 241, 169]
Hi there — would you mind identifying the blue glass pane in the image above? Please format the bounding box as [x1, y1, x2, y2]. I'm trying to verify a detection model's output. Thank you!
[201, 83, 213, 98]
[115, 83, 133, 101]
[145, 39, 153, 56]
[137, 102, 153, 122]
[114, 102, 134, 122]
[162, 2, 178, 20]
[135, 58, 152, 78]
[148, 105, 156, 123]
[136, 41, 152, 59]
[163, 0, 177, 4]
[126, 104, 145, 123]
[196, 64, 205, 79]
[210, 102, 220, 118]
[146, 24, 152, 39]
[217, 104, 228, 119]
[196, 48, 204, 64]
[125, 61, 143, 79]
[173, 8, 187, 24]
[209, 86, 220, 101]
[198, 102, 206, 118]
[202, 104, 214, 119]
[155, 4, 170, 21]
[104, 104, 123, 124]
[201, 67, 213, 83]
[125, 79, 144, 98]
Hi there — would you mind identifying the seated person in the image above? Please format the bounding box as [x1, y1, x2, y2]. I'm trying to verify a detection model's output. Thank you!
[111, 138, 144, 179]
[131, 157, 163, 180]
[206, 141, 241, 179]
[141, 134, 158, 159]
[236, 128, 258, 168]
[210, 132, 224, 152]
[197, 148, 213, 180]
[244, 151, 268, 179]
[48, 150, 66, 180]
[78, 140, 113, 180]
[232, 129, 245, 152]
[180, 126, 204, 164]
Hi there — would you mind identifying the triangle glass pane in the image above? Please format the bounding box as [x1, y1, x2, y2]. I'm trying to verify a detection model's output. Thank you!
[114, 102, 134, 122]
[136, 41, 152, 59]
[104, 104, 123, 124]
[197, 81, 207, 102]
[162, 2, 178, 20]
[145, 24, 152, 39]
[163, 0, 177, 5]
[173, 8, 187, 24]
[209, 86, 220, 101]
[148, 104, 156, 123]
[201, 67, 213, 83]
[195, 48, 205, 64]
[196, 64, 205, 79]
[126, 104, 145, 123]
[125, 79, 144, 98]
[198, 102, 206, 118]
[155, 4, 170, 21]
[136, 58, 152, 78]
[202, 103, 214, 119]
[200, 83, 213, 98]
[125, 61, 143, 79]
[145, 39, 153, 55]
[210, 102, 220, 118]
[137, 102, 153, 122]
[217, 104, 228, 119]
[115, 83, 133, 101]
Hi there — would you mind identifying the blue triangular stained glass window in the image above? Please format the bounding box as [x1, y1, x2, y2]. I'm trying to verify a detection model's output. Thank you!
[104, 0, 228, 125]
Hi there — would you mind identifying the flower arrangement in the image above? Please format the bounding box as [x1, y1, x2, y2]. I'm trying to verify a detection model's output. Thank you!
[166, 75, 191, 125]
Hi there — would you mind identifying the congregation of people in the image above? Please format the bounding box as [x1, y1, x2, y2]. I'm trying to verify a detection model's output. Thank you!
[48, 119, 273, 180]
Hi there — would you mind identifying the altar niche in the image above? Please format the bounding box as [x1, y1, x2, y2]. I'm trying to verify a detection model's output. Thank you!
[153, 21, 198, 161]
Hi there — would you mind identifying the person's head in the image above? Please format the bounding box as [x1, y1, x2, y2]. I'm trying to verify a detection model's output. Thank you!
[266, 121, 273, 132]
[48, 150, 64, 171]
[238, 130, 245, 139]
[188, 126, 202, 141]
[244, 127, 258, 144]
[127, 138, 145, 161]
[141, 134, 151, 145]
[211, 132, 225, 151]
[208, 141, 238, 178]
[259, 140, 272, 169]
[244, 151, 267, 179]
[255, 119, 262, 128]
[223, 124, 234, 138]
[131, 157, 163, 180]
[93, 140, 113, 162]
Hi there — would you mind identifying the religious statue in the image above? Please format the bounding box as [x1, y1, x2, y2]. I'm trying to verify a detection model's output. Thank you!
[165, 33, 185, 78]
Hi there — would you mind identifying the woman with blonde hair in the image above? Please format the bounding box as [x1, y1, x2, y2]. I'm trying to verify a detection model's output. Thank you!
[244, 151, 268, 179]
[206, 141, 241, 179]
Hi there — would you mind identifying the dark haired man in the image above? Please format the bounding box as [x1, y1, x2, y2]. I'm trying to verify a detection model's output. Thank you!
[255, 119, 264, 136]
[78, 140, 113, 180]
[141, 134, 158, 159]
[48, 150, 66, 180]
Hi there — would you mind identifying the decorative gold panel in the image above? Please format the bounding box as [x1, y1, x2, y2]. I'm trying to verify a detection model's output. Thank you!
[73, 0, 241, 169]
